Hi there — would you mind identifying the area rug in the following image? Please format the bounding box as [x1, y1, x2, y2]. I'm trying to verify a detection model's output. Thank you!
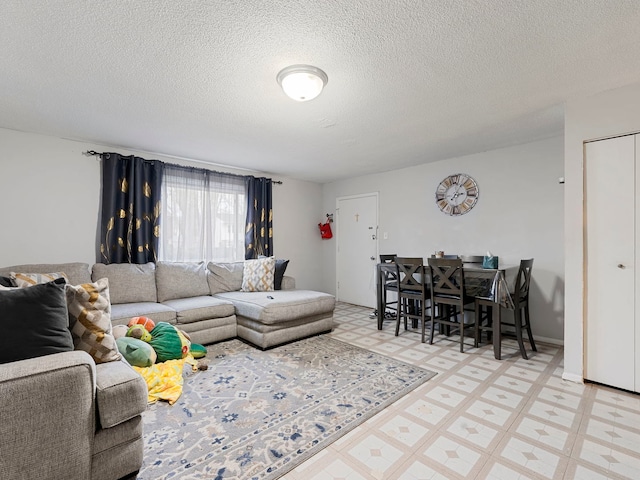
[138, 335, 436, 479]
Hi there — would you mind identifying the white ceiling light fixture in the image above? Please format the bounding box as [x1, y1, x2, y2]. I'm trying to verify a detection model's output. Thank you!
[276, 64, 328, 102]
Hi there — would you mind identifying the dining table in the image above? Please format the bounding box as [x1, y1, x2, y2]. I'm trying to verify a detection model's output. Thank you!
[375, 261, 518, 359]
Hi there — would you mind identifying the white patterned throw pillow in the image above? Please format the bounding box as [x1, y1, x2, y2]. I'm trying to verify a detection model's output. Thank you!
[11, 271, 68, 288]
[66, 277, 121, 364]
[241, 257, 276, 292]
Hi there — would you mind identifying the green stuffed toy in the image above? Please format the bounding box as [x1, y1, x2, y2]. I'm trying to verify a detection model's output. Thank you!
[116, 337, 157, 367]
[190, 343, 207, 359]
[149, 322, 188, 363]
[126, 324, 152, 343]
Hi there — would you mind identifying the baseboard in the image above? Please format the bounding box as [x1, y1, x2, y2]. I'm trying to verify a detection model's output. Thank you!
[562, 371, 584, 384]
[533, 334, 563, 346]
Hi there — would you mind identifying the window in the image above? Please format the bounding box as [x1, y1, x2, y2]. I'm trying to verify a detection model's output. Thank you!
[160, 165, 247, 262]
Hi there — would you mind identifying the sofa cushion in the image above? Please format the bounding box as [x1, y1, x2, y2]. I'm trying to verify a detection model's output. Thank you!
[207, 261, 244, 294]
[66, 278, 121, 364]
[0, 262, 91, 286]
[156, 261, 210, 302]
[95, 360, 148, 429]
[241, 256, 275, 292]
[92, 262, 157, 304]
[214, 290, 335, 325]
[281, 275, 295, 290]
[110, 302, 177, 326]
[162, 296, 236, 324]
[0, 278, 74, 364]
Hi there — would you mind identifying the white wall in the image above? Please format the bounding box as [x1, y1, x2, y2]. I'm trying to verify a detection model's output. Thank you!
[0, 128, 324, 290]
[322, 136, 565, 342]
[564, 81, 640, 382]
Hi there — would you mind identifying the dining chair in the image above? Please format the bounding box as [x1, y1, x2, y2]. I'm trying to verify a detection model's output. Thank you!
[475, 259, 536, 359]
[428, 257, 476, 352]
[394, 257, 430, 342]
[460, 255, 484, 264]
[430, 254, 459, 259]
[379, 254, 398, 320]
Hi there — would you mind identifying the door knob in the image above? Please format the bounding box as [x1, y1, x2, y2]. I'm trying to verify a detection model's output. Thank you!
[618, 264, 626, 269]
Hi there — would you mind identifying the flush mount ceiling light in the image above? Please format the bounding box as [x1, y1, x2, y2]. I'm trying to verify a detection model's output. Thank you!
[276, 64, 328, 102]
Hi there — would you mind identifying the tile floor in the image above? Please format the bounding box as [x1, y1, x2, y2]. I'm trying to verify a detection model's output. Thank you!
[281, 302, 640, 480]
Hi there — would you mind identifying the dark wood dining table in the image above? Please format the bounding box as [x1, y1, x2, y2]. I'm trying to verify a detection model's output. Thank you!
[375, 262, 517, 359]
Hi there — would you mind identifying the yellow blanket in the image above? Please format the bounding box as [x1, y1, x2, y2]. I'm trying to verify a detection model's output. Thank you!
[133, 355, 198, 405]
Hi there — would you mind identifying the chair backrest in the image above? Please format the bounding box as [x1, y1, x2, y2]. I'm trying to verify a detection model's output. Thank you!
[380, 254, 397, 282]
[395, 257, 426, 294]
[460, 255, 484, 264]
[430, 254, 459, 259]
[428, 257, 465, 297]
[514, 259, 534, 305]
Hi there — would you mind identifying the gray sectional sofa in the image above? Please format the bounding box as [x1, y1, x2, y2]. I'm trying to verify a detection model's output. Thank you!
[0, 260, 335, 480]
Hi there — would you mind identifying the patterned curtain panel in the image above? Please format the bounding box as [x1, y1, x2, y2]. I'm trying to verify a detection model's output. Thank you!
[244, 176, 273, 259]
[98, 153, 164, 264]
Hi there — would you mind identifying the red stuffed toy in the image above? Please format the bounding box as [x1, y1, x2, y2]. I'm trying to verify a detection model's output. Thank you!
[128, 316, 156, 332]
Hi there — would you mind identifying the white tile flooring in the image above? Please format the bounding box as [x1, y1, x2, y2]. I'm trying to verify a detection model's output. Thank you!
[280, 303, 640, 480]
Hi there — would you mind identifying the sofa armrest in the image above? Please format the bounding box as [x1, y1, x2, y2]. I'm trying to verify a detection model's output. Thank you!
[95, 359, 148, 429]
[0, 351, 96, 480]
[281, 275, 296, 290]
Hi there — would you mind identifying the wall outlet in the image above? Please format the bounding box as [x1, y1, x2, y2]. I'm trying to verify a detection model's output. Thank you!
[383, 232, 388, 240]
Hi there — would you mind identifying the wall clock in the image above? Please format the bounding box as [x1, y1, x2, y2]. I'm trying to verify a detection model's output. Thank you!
[435, 173, 479, 216]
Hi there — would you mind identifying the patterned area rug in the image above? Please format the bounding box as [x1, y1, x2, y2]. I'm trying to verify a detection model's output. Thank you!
[138, 335, 436, 479]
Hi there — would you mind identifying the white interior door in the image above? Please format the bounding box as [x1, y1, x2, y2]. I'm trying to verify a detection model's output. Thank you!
[636, 135, 640, 391]
[336, 193, 378, 308]
[585, 135, 636, 391]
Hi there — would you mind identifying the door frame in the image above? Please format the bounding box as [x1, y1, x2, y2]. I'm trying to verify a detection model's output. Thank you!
[335, 192, 379, 304]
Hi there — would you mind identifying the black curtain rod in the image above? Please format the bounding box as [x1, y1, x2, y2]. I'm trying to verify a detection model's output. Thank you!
[83, 150, 283, 184]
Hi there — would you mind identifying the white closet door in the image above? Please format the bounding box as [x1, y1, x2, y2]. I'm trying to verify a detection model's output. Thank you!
[585, 135, 636, 391]
[636, 135, 640, 392]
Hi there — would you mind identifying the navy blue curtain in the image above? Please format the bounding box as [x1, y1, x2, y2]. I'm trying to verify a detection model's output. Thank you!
[244, 176, 273, 259]
[98, 153, 163, 264]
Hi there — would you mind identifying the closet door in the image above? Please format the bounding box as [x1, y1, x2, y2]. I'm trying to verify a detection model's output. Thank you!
[636, 135, 640, 392]
[585, 134, 636, 391]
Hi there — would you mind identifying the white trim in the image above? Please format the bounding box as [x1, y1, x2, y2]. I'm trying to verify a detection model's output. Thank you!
[562, 371, 584, 384]
[534, 335, 563, 347]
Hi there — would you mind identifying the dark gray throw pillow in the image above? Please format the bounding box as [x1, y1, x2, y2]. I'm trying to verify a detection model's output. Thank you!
[0, 278, 74, 364]
[274, 259, 289, 290]
[0, 276, 15, 287]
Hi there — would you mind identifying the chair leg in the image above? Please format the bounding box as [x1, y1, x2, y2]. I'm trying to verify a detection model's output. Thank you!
[474, 301, 481, 348]
[514, 308, 528, 360]
[524, 305, 537, 352]
[459, 306, 465, 353]
[421, 299, 427, 343]
[493, 306, 502, 360]
[395, 299, 402, 336]
[429, 303, 437, 345]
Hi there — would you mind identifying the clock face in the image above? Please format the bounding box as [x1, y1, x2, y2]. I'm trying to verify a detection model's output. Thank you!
[435, 174, 479, 216]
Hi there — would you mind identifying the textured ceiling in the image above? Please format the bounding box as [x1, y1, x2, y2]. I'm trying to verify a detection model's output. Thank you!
[2, 1, 640, 183]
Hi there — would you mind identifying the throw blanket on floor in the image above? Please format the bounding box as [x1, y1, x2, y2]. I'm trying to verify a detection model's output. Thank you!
[133, 354, 198, 405]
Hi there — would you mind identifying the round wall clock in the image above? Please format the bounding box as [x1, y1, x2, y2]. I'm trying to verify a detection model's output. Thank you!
[435, 173, 479, 216]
